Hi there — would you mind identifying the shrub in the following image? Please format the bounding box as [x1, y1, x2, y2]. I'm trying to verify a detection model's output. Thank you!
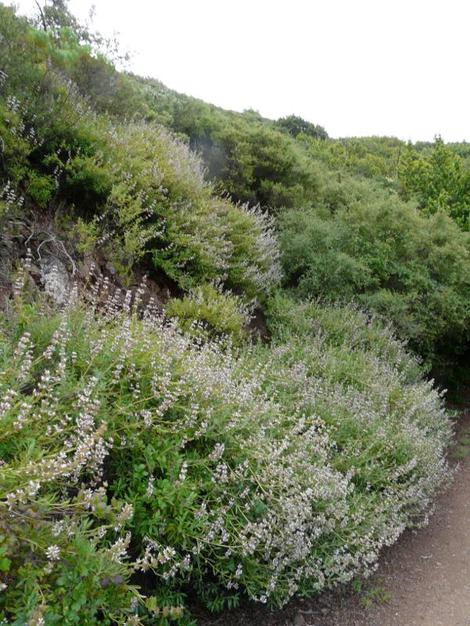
[275, 115, 328, 140]
[100, 122, 281, 297]
[301, 136, 403, 183]
[26, 172, 56, 208]
[157, 98, 322, 209]
[399, 137, 470, 230]
[0, 278, 451, 621]
[279, 185, 470, 364]
[165, 284, 251, 343]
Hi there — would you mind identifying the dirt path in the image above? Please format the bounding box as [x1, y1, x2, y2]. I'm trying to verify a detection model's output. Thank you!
[333, 402, 470, 626]
[199, 402, 470, 626]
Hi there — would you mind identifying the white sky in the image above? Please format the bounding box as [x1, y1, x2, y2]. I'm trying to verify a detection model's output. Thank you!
[11, 0, 470, 142]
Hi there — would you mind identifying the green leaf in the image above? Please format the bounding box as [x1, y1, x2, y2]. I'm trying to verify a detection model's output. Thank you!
[0, 557, 11, 572]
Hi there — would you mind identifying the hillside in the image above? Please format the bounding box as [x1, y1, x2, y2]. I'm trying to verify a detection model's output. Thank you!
[0, 3, 469, 625]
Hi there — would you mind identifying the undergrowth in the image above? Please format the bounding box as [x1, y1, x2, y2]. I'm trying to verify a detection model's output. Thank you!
[0, 276, 452, 623]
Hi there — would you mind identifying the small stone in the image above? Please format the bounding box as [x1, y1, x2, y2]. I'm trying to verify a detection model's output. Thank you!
[293, 613, 307, 626]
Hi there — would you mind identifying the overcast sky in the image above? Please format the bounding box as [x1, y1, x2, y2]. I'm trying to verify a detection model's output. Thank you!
[11, 0, 470, 142]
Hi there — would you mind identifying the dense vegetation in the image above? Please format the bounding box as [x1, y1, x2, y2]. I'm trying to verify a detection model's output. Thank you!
[0, 285, 451, 624]
[0, 7, 279, 299]
[280, 178, 470, 363]
[0, 2, 468, 624]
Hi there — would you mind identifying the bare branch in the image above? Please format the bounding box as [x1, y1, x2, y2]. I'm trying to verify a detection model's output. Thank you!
[34, 1, 48, 32]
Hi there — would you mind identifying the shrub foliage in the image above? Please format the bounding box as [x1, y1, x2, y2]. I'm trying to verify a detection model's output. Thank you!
[0, 279, 452, 622]
[0, 3, 465, 624]
[279, 179, 470, 363]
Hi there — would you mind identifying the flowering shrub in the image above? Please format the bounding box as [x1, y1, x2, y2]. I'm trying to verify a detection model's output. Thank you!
[0, 277, 452, 623]
[0, 10, 281, 301]
[165, 283, 252, 343]
[98, 123, 281, 297]
[0, 10, 456, 623]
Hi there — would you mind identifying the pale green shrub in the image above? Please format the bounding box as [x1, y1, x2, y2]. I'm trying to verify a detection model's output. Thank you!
[103, 122, 281, 298]
[165, 284, 251, 343]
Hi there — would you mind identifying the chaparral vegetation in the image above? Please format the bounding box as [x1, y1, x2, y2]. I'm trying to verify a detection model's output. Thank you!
[0, 2, 468, 625]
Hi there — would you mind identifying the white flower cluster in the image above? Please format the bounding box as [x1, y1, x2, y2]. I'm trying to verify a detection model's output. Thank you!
[0, 180, 24, 214]
[102, 122, 281, 298]
[0, 277, 452, 609]
[3, 90, 42, 148]
[45, 545, 60, 561]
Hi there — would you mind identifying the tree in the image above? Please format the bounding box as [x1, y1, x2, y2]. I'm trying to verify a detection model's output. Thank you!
[34, 0, 91, 42]
[399, 137, 470, 230]
[33, 1, 128, 63]
[275, 114, 328, 140]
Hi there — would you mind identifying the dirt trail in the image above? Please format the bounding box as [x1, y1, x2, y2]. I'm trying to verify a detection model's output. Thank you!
[200, 402, 470, 626]
[338, 402, 470, 626]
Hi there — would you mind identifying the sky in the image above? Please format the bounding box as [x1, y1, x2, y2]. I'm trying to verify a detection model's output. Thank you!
[11, 0, 470, 142]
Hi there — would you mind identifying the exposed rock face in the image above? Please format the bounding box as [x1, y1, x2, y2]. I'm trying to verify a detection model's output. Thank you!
[40, 257, 71, 305]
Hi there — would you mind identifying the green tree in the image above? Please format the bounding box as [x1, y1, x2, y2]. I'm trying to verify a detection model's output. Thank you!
[276, 114, 328, 140]
[399, 137, 470, 229]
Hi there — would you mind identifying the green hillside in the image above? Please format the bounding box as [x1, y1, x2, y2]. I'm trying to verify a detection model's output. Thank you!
[0, 3, 468, 624]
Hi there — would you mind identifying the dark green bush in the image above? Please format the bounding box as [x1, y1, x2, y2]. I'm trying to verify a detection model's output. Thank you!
[275, 114, 328, 140]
